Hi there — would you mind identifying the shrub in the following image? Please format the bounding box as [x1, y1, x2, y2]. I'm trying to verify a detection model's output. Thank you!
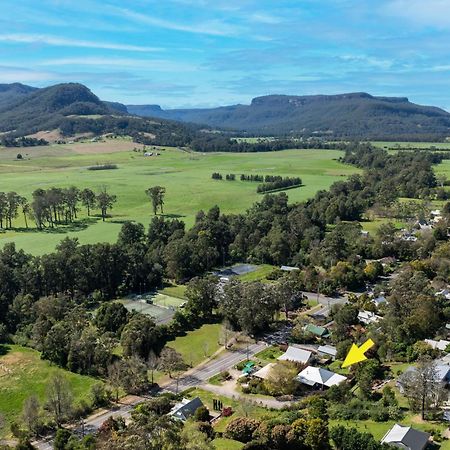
[194, 405, 210, 422]
[225, 417, 261, 443]
[87, 164, 118, 170]
[222, 407, 233, 417]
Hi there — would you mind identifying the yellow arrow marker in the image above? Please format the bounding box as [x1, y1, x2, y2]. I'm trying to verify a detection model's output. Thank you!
[341, 339, 375, 368]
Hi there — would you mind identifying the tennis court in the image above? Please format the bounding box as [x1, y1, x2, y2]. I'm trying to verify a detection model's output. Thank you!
[117, 292, 186, 324]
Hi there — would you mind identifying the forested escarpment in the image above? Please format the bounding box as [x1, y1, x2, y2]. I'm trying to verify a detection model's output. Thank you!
[128, 92, 450, 140]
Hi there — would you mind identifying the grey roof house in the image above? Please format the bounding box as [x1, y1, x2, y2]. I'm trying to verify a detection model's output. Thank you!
[169, 397, 204, 421]
[381, 424, 430, 450]
[278, 346, 312, 364]
[317, 345, 338, 360]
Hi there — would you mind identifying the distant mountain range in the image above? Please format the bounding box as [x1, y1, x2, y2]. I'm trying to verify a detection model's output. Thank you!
[0, 83, 194, 145]
[128, 93, 450, 140]
[1, 82, 450, 141]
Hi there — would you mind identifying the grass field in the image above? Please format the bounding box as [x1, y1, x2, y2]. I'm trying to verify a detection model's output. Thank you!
[0, 141, 357, 255]
[212, 438, 244, 450]
[184, 387, 277, 433]
[330, 416, 449, 447]
[167, 323, 222, 367]
[159, 283, 187, 299]
[0, 345, 98, 438]
[237, 264, 277, 282]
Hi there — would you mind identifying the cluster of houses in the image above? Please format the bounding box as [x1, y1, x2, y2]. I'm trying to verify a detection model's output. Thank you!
[250, 344, 348, 390]
[400, 208, 448, 242]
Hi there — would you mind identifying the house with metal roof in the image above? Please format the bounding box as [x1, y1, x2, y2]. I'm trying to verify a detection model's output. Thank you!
[278, 346, 312, 364]
[317, 345, 338, 360]
[252, 363, 277, 380]
[424, 339, 450, 352]
[397, 364, 450, 393]
[381, 424, 430, 450]
[358, 310, 381, 325]
[296, 366, 346, 389]
[304, 323, 330, 338]
[169, 397, 204, 421]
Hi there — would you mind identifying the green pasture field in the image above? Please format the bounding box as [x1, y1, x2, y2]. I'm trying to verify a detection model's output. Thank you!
[0, 345, 98, 438]
[167, 323, 222, 367]
[0, 140, 357, 255]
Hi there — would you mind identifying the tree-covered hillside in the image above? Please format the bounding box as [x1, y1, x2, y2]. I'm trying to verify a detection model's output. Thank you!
[128, 92, 450, 140]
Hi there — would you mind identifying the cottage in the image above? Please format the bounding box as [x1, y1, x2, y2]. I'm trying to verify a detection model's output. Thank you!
[317, 345, 338, 361]
[358, 310, 381, 325]
[278, 346, 312, 364]
[252, 363, 277, 380]
[397, 364, 450, 393]
[304, 324, 330, 338]
[169, 397, 204, 421]
[381, 424, 430, 450]
[296, 366, 346, 389]
[424, 339, 450, 352]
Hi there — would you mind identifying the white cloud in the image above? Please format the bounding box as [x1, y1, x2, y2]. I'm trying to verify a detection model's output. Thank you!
[0, 33, 162, 52]
[0, 66, 55, 83]
[110, 7, 243, 37]
[249, 13, 283, 25]
[37, 57, 198, 71]
[384, 0, 450, 28]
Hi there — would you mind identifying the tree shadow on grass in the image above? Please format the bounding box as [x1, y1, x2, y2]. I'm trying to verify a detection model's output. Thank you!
[9, 217, 100, 235]
[109, 219, 132, 225]
[0, 344, 10, 356]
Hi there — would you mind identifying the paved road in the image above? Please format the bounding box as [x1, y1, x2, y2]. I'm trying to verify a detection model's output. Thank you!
[164, 342, 266, 393]
[303, 291, 348, 318]
[33, 342, 266, 449]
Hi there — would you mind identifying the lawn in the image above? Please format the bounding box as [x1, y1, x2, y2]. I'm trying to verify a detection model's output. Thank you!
[0, 141, 357, 255]
[359, 217, 405, 234]
[254, 346, 284, 363]
[212, 438, 244, 449]
[159, 283, 187, 299]
[329, 415, 449, 446]
[167, 323, 222, 367]
[0, 345, 98, 438]
[184, 388, 277, 433]
[237, 264, 277, 282]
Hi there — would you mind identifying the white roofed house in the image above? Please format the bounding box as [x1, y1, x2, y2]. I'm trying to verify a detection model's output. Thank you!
[381, 424, 430, 450]
[296, 366, 347, 390]
[424, 339, 450, 352]
[358, 310, 381, 325]
[317, 345, 338, 361]
[252, 363, 277, 381]
[277, 346, 312, 365]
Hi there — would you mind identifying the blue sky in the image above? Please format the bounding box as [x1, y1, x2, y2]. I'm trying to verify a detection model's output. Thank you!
[2, 0, 450, 109]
